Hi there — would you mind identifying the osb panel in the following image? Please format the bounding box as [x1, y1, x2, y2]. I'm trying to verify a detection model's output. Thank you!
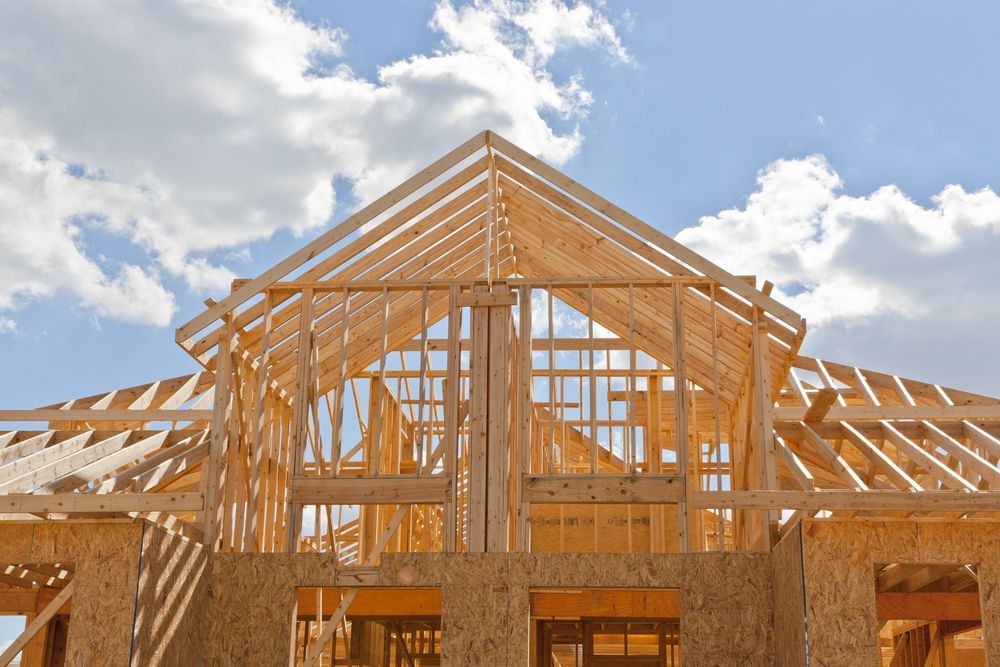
[131, 524, 208, 666]
[0, 522, 144, 667]
[680, 552, 773, 666]
[0, 524, 36, 561]
[801, 521, 877, 666]
[771, 524, 806, 667]
[529, 503, 679, 553]
[802, 520, 1000, 667]
[512, 552, 685, 588]
[381, 552, 772, 666]
[204, 554, 304, 664]
[977, 558, 1000, 667]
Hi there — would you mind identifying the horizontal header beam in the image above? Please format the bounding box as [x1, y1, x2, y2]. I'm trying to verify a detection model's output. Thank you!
[290, 475, 452, 505]
[523, 474, 685, 504]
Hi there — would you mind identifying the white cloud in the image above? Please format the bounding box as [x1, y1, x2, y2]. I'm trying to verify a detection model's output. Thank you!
[677, 155, 1000, 393]
[0, 0, 628, 327]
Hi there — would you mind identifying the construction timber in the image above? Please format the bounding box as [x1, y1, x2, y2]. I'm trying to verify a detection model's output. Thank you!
[2, 131, 999, 665]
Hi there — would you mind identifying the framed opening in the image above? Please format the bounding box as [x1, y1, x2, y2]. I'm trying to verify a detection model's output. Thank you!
[875, 562, 984, 666]
[0, 562, 74, 666]
[530, 588, 681, 666]
[293, 587, 442, 666]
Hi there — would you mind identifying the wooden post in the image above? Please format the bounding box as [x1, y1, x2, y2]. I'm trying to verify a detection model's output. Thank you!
[330, 288, 352, 476]
[647, 378, 663, 552]
[468, 284, 490, 552]
[247, 293, 273, 551]
[443, 286, 463, 552]
[487, 284, 512, 551]
[672, 284, 691, 553]
[517, 285, 533, 551]
[285, 288, 315, 553]
[752, 308, 779, 548]
[202, 314, 235, 550]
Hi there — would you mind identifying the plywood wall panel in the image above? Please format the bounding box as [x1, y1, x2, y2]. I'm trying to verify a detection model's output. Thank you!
[681, 552, 773, 665]
[771, 523, 807, 667]
[0, 522, 144, 666]
[379, 552, 772, 666]
[801, 520, 1000, 667]
[131, 525, 208, 666]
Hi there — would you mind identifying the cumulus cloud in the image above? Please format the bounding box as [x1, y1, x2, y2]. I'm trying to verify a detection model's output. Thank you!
[677, 155, 1000, 393]
[0, 0, 628, 327]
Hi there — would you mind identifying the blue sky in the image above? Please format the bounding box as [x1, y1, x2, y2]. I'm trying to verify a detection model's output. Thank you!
[2, 0, 1000, 416]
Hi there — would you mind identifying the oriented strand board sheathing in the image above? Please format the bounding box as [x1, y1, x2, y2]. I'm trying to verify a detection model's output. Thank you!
[380, 552, 772, 666]
[529, 504, 678, 553]
[771, 523, 807, 667]
[801, 521, 878, 666]
[0, 521, 144, 666]
[204, 554, 305, 664]
[131, 524, 208, 666]
[801, 520, 1000, 667]
[680, 552, 773, 666]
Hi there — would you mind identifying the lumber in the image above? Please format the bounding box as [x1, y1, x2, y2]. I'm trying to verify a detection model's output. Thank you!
[523, 474, 685, 504]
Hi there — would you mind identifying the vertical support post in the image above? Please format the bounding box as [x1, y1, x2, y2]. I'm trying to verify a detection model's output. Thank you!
[547, 285, 555, 474]
[468, 282, 514, 552]
[647, 377, 663, 552]
[443, 286, 463, 552]
[247, 292, 273, 551]
[517, 285, 533, 551]
[468, 283, 490, 552]
[286, 288, 315, 553]
[588, 283, 598, 474]
[202, 314, 235, 550]
[486, 283, 511, 551]
[752, 308, 779, 548]
[627, 284, 637, 472]
[414, 287, 430, 476]
[485, 134, 496, 284]
[371, 287, 391, 476]
[330, 288, 351, 476]
[672, 284, 691, 553]
[710, 284, 725, 551]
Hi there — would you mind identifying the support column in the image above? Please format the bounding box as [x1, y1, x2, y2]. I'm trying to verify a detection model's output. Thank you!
[467, 282, 514, 552]
[672, 285, 691, 553]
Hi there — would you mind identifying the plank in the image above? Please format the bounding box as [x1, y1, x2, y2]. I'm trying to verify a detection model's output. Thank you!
[0, 493, 203, 513]
[523, 474, 685, 504]
[875, 592, 981, 621]
[0, 410, 212, 422]
[776, 406, 1000, 421]
[290, 476, 451, 505]
[530, 589, 680, 618]
[693, 490, 1000, 512]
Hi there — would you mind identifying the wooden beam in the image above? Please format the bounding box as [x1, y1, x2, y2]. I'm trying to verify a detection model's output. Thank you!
[802, 388, 838, 422]
[693, 490, 1000, 512]
[776, 406, 1000, 421]
[290, 476, 451, 505]
[297, 588, 441, 618]
[522, 474, 686, 504]
[454, 292, 517, 308]
[530, 589, 680, 619]
[0, 493, 203, 514]
[876, 592, 981, 621]
[0, 410, 212, 422]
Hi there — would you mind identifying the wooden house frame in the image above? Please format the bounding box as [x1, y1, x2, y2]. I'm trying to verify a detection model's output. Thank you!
[2, 130, 1000, 664]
